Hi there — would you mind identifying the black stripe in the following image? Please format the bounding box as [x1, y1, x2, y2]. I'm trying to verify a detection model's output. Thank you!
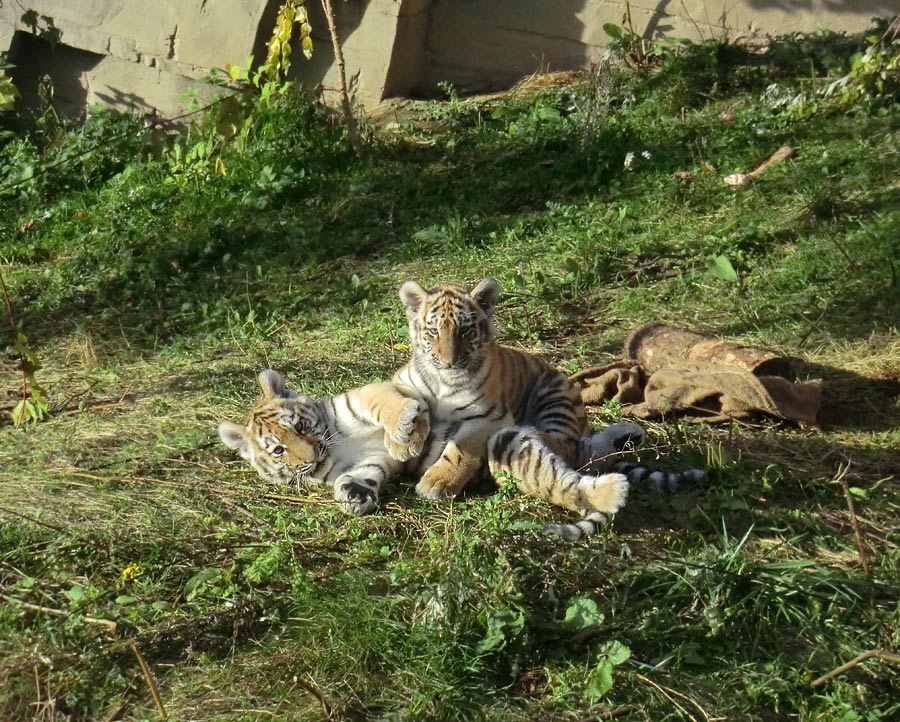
[416, 432, 440, 472]
[535, 409, 576, 425]
[413, 357, 438, 396]
[532, 446, 546, 482]
[340, 394, 364, 423]
[450, 387, 486, 404]
[457, 403, 497, 422]
[325, 397, 339, 428]
[444, 421, 461, 441]
[490, 429, 519, 461]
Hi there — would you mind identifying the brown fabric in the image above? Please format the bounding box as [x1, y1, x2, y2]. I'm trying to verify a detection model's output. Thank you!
[624, 321, 795, 378]
[572, 324, 823, 427]
[570, 361, 646, 406]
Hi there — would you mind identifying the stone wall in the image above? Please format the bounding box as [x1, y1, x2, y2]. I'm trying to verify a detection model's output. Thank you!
[1, 0, 894, 119]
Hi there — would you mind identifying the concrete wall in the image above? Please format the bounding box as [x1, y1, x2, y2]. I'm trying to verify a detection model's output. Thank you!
[285, 0, 428, 106]
[416, 0, 898, 95]
[0, 0, 894, 119]
[0, 0, 271, 117]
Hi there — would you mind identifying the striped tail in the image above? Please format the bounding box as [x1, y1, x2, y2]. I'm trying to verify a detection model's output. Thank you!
[610, 461, 706, 493]
[487, 427, 629, 515]
[537, 421, 707, 542]
[579, 421, 706, 494]
[540, 465, 706, 542]
[541, 511, 611, 542]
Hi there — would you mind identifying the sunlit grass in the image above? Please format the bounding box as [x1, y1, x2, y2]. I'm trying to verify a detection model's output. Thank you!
[2, 27, 899, 722]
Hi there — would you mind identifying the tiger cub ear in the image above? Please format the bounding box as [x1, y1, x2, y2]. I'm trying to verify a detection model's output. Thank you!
[470, 277, 500, 317]
[399, 281, 427, 318]
[218, 421, 248, 452]
[258, 369, 296, 400]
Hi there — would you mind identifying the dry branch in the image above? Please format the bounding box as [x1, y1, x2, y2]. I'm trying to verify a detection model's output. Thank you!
[0, 592, 118, 632]
[319, 0, 361, 154]
[130, 640, 168, 719]
[811, 649, 900, 688]
[835, 461, 872, 579]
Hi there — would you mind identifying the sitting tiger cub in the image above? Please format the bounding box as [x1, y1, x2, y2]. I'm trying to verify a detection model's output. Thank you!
[218, 369, 429, 515]
[391, 277, 634, 537]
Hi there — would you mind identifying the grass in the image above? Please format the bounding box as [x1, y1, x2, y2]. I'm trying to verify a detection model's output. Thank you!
[2, 27, 900, 721]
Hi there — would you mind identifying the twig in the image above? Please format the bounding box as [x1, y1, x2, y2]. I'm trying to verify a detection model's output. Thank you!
[598, 706, 641, 720]
[130, 640, 168, 719]
[60, 401, 133, 416]
[218, 497, 276, 528]
[0, 504, 67, 533]
[797, 301, 830, 348]
[634, 672, 721, 722]
[584, 705, 641, 721]
[635, 673, 698, 722]
[835, 461, 871, 579]
[60, 469, 334, 505]
[811, 649, 900, 688]
[319, 0, 361, 154]
[295, 675, 333, 719]
[0, 592, 118, 632]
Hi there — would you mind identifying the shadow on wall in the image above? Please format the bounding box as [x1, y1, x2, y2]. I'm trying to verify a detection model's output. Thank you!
[418, 0, 590, 96]
[8, 32, 101, 119]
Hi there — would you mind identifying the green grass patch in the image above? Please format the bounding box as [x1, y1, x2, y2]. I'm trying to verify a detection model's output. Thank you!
[1, 27, 899, 721]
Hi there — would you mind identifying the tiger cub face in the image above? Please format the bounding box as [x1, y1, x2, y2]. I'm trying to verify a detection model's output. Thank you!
[399, 277, 501, 375]
[218, 370, 327, 485]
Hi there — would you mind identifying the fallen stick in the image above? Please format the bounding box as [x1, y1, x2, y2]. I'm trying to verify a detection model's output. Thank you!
[836, 461, 871, 580]
[724, 145, 796, 186]
[811, 649, 900, 688]
[130, 640, 168, 720]
[0, 592, 118, 632]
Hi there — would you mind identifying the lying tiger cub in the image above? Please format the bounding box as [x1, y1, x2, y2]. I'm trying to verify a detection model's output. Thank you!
[218, 369, 430, 515]
[218, 368, 650, 538]
[219, 277, 702, 539]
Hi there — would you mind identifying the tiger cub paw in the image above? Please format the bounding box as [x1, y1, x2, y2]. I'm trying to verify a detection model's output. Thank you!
[591, 472, 629, 514]
[415, 467, 461, 500]
[385, 399, 430, 462]
[334, 476, 379, 516]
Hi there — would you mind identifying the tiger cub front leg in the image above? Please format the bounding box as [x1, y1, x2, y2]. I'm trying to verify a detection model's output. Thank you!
[415, 423, 491, 499]
[382, 396, 429, 462]
[351, 384, 430, 462]
[332, 459, 392, 516]
[415, 441, 484, 499]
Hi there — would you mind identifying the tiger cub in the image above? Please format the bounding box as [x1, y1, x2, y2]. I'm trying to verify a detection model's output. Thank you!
[218, 369, 429, 515]
[392, 277, 632, 532]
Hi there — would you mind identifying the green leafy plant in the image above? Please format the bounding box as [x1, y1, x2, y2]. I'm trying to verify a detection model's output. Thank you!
[1, 268, 48, 428]
[561, 595, 605, 632]
[602, 2, 690, 69]
[0, 60, 19, 111]
[166, 1, 316, 183]
[477, 607, 526, 654]
[585, 640, 631, 701]
[825, 17, 900, 107]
